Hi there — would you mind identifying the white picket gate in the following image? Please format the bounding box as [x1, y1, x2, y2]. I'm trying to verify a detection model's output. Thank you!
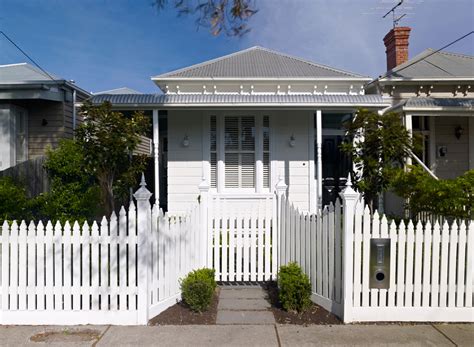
[0, 177, 205, 325]
[208, 196, 277, 282]
[278, 196, 343, 317]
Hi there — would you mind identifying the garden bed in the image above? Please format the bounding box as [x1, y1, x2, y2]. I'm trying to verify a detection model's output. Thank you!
[148, 288, 220, 325]
[262, 282, 341, 325]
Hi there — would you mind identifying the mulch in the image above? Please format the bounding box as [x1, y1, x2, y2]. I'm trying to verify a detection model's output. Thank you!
[262, 282, 342, 325]
[148, 288, 220, 325]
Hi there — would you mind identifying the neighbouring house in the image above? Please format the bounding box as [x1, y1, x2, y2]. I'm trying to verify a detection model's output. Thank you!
[366, 27, 474, 216]
[0, 63, 90, 170]
[91, 46, 389, 214]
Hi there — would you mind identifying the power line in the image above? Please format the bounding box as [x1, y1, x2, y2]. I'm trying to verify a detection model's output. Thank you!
[0, 30, 57, 82]
[383, 30, 474, 78]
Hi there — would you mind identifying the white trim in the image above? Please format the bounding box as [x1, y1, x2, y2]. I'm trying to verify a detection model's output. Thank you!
[405, 114, 413, 167]
[316, 110, 323, 209]
[202, 113, 211, 182]
[429, 116, 437, 170]
[152, 109, 160, 205]
[255, 114, 263, 193]
[308, 113, 316, 213]
[217, 114, 225, 193]
[153, 77, 371, 82]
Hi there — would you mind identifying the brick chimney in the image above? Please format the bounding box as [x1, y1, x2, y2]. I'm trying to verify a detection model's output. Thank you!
[383, 26, 411, 71]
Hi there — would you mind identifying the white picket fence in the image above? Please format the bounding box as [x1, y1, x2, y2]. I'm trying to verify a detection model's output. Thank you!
[209, 196, 276, 282]
[276, 179, 474, 323]
[0, 178, 205, 325]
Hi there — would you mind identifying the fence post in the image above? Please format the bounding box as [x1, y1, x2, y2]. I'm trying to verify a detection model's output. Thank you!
[134, 173, 153, 325]
[340, 174, 360, 324]
[275, 177, 288, 269]
[198, 178, 210, 268]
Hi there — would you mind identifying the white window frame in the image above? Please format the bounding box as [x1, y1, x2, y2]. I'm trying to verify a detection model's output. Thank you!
[208, 111, 271, 194]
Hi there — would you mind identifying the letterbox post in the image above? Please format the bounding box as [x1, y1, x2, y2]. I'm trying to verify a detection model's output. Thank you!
[340, 174, 360, 323]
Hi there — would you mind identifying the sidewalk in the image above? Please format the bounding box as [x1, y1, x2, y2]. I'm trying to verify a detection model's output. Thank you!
[0, 323, 472, 346]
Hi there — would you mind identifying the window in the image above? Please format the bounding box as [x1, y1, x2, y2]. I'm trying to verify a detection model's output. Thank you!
[210, 115, 270, 191]
[412, 116, 430, 166]
[225, 116, 255, 188]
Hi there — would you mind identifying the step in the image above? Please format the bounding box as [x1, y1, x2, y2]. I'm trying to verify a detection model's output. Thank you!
[219, 288, 267, 299]
[216, 311, 275, 325]
[218, 298, 270, 311]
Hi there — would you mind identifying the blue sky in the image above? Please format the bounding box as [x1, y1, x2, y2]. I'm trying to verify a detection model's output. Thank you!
[1, 0, 473, 93]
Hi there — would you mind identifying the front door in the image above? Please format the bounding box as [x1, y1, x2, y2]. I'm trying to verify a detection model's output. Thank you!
[322, 135, 350, 206]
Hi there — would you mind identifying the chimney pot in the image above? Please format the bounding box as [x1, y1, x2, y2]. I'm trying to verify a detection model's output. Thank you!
[383, 26, 411, 71]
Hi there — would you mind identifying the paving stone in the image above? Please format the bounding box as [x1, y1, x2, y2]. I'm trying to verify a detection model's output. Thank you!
[218, 298, 270, 310]
[98, 325, 278, 347]
[434, 324, 474, 347]
[219, 288, 268, 299]
[277, 324, 456, 346]
[216, 311, 275, 325]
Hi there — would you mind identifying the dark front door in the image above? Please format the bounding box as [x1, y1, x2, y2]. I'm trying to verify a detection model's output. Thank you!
[322, 135, 351, 206]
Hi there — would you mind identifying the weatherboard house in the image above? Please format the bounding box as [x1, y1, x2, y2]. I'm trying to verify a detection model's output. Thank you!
[91, 45, 386, 214]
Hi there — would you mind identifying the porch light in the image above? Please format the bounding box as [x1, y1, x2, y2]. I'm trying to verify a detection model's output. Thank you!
[455, 126, 464, 140]
[182, 135, 190, 147]
[289, 135, 296, 147]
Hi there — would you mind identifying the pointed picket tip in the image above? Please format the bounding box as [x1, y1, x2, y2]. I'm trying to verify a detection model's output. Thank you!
[54, 220, 62, 229]
[73, 220, 81, 230]
[82, 220, 90, 229]
[389, 219, 397, 229]
[433, 220, 441, 230]
[46, 220, 53, 229]
[425, 220, 432, 230]
[37, 220, 44, 229]
[380, 214, 388, 224]
[101, 216, 108, 224]
[451, 219, 459, 230]
[20, 220, 27, 229]
[407, 220, 414, 229]
[110, 211, 117, 221]
[364, 205, 371, 215]
[92, 220, 99, 229]
[28, 220, 36, 229]
[129, 200, 136, 210]
[119, 206, 126, 216]
[2, 219, 9, 229]
[64, 220, 71, 230]
[397, 219, 405, 229]
[373, 210, 380, 220]
[158, 208, 164, 218]
[415, 220, 423, 230]
[442, 219, 450, 230]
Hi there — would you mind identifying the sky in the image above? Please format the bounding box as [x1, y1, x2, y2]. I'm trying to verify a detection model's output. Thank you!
[1, 0, 473, 94]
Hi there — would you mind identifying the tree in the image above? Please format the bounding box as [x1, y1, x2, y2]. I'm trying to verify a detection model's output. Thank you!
[154, 0, 258, 36]
[76, 102, 150, 216]
[341, 109, 415, 210]
[32, 139, 100, 223]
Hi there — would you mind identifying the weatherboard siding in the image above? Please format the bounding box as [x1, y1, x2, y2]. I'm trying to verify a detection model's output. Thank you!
[167, 110, 204, 213]
[165, 110, 313, 213]
[434, 116, 470, 179]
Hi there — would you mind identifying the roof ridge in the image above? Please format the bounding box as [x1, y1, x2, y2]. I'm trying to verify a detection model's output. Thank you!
[152, 46, 367, 79]
[0, 62, 28, 67]
[251, 46, 367, 78]
[436, 49, 474, 60]
[152, 46, 260, 79]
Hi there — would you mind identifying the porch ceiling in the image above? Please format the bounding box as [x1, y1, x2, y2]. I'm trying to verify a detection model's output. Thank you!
[89, 93, 388, 108]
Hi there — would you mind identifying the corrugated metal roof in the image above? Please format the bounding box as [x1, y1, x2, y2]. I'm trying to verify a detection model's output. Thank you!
[386, 49, 474, 79]
[94, 87, 142, 95]
[405, 97, 474, 108]
[153, 46, 367, 79]
[89, 93, 387, 106]
[0, 63, 62, 83]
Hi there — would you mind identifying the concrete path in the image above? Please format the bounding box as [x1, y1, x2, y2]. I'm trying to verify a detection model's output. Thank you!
[216, 285, 275, 325]
[0, 324, 472, 346]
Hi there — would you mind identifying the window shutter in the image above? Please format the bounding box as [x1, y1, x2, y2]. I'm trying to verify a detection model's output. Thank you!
[210, 116, 217, 188]
[263, 116, 270, 188]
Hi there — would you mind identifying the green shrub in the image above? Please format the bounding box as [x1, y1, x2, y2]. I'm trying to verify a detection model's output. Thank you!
[0, 177, 31, 223]
[180, 268, 216, 312]
[278, 262, 312, 313]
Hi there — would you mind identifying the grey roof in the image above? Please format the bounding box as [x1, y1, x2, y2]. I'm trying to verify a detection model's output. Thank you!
[94, 87, 142, 95]
[385, 49, 474, 79]
[90, 93, 386, 106]
[405, 97, 474, 109]
[0, 62, 62, 83]
[153, 46, 367, 79]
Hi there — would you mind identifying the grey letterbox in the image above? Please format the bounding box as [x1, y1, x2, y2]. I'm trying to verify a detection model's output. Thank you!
[369, 239, 390, 289]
